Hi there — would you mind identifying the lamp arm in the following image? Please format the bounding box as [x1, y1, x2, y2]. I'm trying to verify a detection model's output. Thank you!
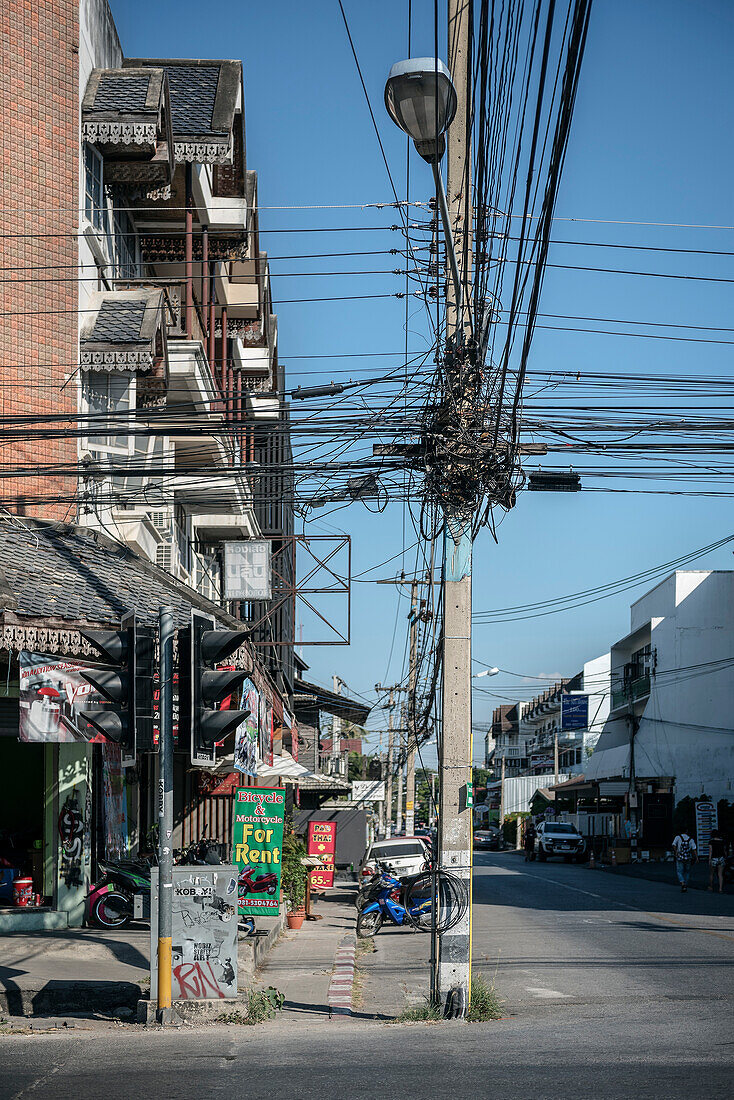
[431, 158, 463, 332]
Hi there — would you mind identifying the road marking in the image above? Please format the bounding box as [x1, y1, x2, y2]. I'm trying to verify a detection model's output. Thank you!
[525, 986, 571, 999]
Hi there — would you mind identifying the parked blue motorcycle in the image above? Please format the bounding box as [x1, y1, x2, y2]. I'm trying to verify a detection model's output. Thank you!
[356, 870, 433, 938]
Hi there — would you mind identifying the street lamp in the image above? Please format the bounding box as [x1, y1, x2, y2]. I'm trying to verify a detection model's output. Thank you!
[384, 57, 463, 320]
[384, 58, 457, 163]
[472, 667, 499, 679]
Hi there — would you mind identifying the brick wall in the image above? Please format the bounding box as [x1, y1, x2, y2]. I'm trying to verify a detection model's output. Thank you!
[0, 1, 79, 519]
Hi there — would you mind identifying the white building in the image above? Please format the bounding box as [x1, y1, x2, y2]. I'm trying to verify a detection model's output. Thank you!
[587, 571, 734, 834]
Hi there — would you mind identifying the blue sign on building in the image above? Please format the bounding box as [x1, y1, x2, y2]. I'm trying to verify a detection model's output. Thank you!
[561, 694, 589, 730]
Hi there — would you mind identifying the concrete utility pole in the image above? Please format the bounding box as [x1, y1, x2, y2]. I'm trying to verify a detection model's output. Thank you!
[376, 683, 399, 837]
[396, 701, 406, 834]
[405, 579, 419, 835]
[437, 0, 474, 1012]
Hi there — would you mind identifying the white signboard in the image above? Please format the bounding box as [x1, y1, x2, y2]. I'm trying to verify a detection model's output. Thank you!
[352, 780, 386, 803]
[224, 540, 272, 600]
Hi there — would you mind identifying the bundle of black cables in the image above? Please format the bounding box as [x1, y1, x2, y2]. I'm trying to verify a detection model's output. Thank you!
[403, 868, 469, 935]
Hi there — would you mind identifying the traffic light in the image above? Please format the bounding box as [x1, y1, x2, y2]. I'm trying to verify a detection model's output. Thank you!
[79, 612, 155, 766]
[181, 610, 250, 767]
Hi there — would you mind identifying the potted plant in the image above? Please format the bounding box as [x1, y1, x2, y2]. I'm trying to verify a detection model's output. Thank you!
[281, 826, 308, 930]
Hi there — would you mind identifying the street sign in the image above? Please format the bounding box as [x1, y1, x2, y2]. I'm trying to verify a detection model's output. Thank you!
[352, 780, 386, 803]
[307, 820, 336, 888]
[695, 800, 718, 858]
[561, 694, 589, 730]
[232, 787, 285, 916]
[224, 540, 272, 600]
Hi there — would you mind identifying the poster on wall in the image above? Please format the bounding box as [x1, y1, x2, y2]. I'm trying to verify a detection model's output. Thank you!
[102, 744, 128, 859]
[307, 820, 336, 889]
[259, 695, 274, 768]
[232, 787, 285, 916]
[19, 651, 115, 744]
[234, 679, 259, 776]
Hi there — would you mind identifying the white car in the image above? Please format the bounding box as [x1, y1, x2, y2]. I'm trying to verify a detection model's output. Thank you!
[534, 821, 586, 862]
[359, 837, 430, 883]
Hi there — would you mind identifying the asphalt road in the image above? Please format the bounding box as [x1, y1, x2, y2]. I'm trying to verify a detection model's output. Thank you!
[0, 853, 732, 1099]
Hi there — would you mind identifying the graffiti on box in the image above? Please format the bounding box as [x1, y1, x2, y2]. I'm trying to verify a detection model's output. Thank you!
[151, 867, 239, 1001]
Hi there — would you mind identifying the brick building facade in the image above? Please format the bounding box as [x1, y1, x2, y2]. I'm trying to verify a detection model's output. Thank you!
[0, 1, 79, 517]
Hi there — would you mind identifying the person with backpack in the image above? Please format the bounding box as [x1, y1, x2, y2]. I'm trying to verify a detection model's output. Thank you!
[672, 830, 697, 892]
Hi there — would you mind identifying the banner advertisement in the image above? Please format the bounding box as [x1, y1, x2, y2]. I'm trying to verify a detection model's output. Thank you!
[234, 679, 259, 776]
[102, 744, 128, 858]
[19, 651, 115, 744]
[307, 820, 336, 889]
[259, 696, 274, 767]
[232, 787, 285, 915]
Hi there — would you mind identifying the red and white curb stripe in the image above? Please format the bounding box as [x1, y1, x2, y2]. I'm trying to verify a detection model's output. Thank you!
[328, 935, 356, 1017]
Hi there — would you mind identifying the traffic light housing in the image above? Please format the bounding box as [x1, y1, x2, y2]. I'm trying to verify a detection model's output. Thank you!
[181, 610, 250, 767]
[79, 612, 155, 766]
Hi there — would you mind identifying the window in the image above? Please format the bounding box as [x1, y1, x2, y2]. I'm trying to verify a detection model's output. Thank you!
[84, 145, 106, 233]
[81, 370, 133, 455]
[113, 208, 138, 278]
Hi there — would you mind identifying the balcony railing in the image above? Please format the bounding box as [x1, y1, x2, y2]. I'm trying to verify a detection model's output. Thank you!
[611, 673, 651, 711]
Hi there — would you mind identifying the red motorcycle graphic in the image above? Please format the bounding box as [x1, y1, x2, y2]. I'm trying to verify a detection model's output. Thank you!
[238, 866, 278, 897]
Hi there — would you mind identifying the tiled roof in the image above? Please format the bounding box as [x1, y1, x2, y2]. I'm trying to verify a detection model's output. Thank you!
[94, 74, 151, 112]
[91, 300, 147, 344]
[0, 518, 244, 631]
[164, 65, 221, 135]
[124, 59, 240, 143]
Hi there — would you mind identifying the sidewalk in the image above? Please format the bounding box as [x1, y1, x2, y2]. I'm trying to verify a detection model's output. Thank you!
[0, 912, 285, 1019]
[253, 887, 358, 1020]
[0, 925, 149, 1017]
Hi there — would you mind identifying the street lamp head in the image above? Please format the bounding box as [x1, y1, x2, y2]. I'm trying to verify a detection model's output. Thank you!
[384, 57, 457, 163]
[473, 667, 499, 679]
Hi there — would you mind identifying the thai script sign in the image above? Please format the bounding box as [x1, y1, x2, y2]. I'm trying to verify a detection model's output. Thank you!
[232, 787, 285, 915]
[307, 820, 336, 889]
[352, 781, 386, 803]
[223, 540, 272, 600]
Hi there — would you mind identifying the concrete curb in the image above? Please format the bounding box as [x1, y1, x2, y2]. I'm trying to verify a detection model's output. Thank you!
[328, 934, 356, 1017]
[238, 911, 286, 987]
[1, 980, 143, 1018]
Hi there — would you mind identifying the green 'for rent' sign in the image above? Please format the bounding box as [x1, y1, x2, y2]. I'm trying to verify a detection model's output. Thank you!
[232, 787, 285, 915]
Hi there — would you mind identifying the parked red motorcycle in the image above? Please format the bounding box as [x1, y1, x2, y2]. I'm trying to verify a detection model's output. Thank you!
[238, 865, 277, 896]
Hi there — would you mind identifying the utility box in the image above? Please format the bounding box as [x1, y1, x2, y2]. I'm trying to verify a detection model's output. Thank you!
[151, 865, 239, 1001]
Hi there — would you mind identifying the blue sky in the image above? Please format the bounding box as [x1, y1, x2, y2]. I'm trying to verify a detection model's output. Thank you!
[112, 0, 734, 761]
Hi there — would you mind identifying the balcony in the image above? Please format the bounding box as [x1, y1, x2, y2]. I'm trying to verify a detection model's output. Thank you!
[193, 163, 248, 233]
[611, 674, 651, 712]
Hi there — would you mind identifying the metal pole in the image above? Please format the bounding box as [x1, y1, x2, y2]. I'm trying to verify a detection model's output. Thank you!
[396, 703, 405, 835]
[437, 0, 474, 1017]
[554, 727, 559, 787]
[405, 580, 419, 836]
[157, 606, 175, 1025]
[385, 691, 394, 837]
[431, 160, 462, 324]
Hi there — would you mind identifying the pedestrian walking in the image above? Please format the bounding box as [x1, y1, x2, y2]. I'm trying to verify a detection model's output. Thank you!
[523, 820, 536, 862]
[707, 828, 728, 894]
[672, 830, 697, 891]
